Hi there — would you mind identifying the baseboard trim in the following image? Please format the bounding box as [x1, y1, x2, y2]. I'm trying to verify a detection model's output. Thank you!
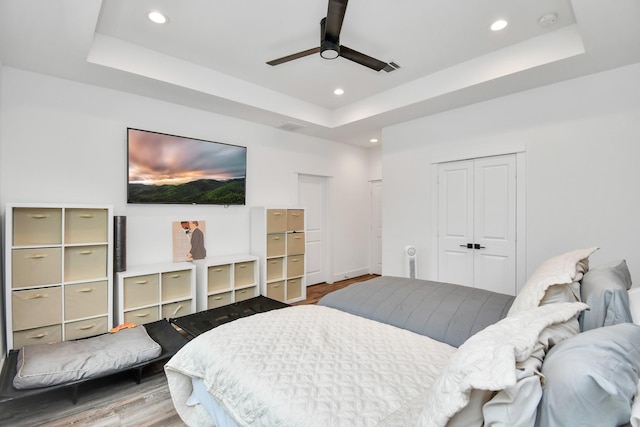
[332, 268, 371, 283]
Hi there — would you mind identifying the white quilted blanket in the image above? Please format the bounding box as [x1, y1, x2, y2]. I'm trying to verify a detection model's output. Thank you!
[165, 305, 456, 427]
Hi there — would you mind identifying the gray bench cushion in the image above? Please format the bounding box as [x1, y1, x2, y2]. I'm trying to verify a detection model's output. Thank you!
[13, 326, 162, 389]
[318, 276, 515, 347]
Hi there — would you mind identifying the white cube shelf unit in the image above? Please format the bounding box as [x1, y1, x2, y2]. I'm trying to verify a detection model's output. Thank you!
[115, 262, 197, 326]
[4, 203, 113, 351]
[194, 255, 260, 311]
[251, 207, 306, 304]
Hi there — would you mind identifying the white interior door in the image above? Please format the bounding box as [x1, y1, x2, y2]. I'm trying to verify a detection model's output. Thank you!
[438, 155, 517, 294]
[437, 161, 474, 286]
[298, 174, 327, 286]
[473, 156, 516, 294]
[370, 180, 382, 275]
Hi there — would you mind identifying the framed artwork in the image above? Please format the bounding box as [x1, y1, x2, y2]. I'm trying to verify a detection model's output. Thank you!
[173, 220, 207, 262]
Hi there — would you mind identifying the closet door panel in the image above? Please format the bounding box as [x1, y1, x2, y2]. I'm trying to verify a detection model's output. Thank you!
[473, 155, 516, 295]
[437, 161, 474, 286]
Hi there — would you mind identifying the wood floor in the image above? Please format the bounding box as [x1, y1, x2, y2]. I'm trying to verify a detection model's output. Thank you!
[0, 274, 378, 427]
[294, 274, 378, 305]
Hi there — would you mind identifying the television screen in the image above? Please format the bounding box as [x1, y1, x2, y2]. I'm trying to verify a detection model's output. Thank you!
[127, 128, 246, 205]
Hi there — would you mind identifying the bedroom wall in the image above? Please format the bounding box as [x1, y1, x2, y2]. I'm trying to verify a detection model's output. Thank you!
[382, 62, 640, 292]
[0, 58, 4, 365]
[368, 146, 382, 181]
[0, 67, 373, 305]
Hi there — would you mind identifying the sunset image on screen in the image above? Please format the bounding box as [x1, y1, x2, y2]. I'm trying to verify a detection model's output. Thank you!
[127, 129, 246, 205]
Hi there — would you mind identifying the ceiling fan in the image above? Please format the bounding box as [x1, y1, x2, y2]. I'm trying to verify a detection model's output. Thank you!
[266, 0, 398, 72]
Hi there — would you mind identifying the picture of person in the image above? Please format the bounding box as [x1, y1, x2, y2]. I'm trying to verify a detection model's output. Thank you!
[187, 220, 206, 260]
[172, 220, 206, 262]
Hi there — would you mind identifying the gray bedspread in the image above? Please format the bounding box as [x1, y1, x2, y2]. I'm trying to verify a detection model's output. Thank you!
[318, 276, 515, 347]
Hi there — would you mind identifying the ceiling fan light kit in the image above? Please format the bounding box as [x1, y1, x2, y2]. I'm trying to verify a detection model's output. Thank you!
[267, 0, 397, 72]
[320, 40, 340, 59]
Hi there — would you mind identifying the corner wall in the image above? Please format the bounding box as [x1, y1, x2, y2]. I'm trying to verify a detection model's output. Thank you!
[382, 63, 640, 290]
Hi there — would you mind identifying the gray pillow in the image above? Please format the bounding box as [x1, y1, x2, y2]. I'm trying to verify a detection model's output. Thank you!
[14, 326, 161, 389]
[579, 259, 633, 332]
[536, 323, 640, 427]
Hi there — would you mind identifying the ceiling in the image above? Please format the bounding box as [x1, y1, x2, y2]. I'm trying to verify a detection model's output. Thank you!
[1, 0, 640, 147]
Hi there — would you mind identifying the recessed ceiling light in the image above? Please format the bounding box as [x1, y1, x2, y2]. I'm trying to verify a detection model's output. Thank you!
[490, 19, 508, 31]
[370, 138, 379, 143]
[148, 11, 168, 24]
[334, 88, 344, 96]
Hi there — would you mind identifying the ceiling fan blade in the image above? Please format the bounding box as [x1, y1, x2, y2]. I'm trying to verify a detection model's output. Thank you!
[324, 0, 348, 42]
[266, 47, 321, 66]
[339, 45, 388, 71]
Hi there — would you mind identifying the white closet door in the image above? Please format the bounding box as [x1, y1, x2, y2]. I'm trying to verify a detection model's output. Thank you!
[298, 174, 327, 286]
[473, 155, 516, 295]
[437, 155, 517, 295]
[437, 160, 474, 286]
[370, 180, 382, 275]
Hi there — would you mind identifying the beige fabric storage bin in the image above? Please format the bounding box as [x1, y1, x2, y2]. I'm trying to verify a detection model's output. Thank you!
[12, 286, 62, 331]
[162, 269, 192, 301]
[13, 208, 62, 246]
[123, 274, 159, 309]
[208, 292, 232, 309]
[266, 257, 284, 281]
[124, 307, 160, 325]
[234, 261, 255, 287]
[208, 264, 231, 292]
[287, 256, 305, 278]
[162, 299, 193, 319]
[64, 208, 108, 244]
[235, 287, 256, 302]
[287, 232, 305, 255]
[64, 245, 107, 282]
[12, 248, 62, 288]
[266, 209, 287, 233]
[287, 278, 303, 300]
[64, 316, 108, 341]
[64, 280, 108, 320]
[266, 233, 286, 257]
[13, 324, 62, 349]
[287, 209, 304, 232]
[267, 281, 285, 302]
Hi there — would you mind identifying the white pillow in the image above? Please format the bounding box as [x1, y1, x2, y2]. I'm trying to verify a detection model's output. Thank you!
[418, 302, 588, 427]
[508, 247, 598, 316]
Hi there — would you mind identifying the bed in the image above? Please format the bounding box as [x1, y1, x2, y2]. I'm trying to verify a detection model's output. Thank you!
[317, 275, 514, 347]
[165, 247, 640, 427]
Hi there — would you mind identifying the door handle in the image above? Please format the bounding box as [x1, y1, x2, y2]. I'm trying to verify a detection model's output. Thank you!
[459, 243, 485, 249]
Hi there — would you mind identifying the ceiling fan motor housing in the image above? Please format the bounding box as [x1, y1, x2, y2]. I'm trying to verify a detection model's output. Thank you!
[320, 17, 340, 59]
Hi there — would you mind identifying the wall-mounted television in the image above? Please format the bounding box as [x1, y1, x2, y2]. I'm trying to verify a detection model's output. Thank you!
[127, 128, 246, 205]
